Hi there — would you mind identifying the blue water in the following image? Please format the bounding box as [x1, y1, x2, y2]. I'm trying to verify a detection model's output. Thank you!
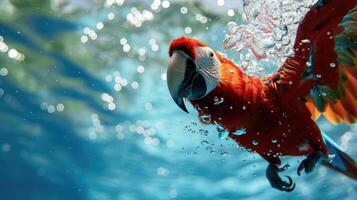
[0, 1, 356, 199]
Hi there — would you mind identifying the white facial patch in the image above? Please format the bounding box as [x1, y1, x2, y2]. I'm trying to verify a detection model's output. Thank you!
[194, 46, 220, 97]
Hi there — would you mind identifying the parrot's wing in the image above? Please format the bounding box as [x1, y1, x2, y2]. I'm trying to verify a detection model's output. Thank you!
[268, 0, 357, 124]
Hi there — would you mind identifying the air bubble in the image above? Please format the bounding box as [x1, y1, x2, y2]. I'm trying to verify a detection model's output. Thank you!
[213, 96, 224, 105]
[180, 7, 188, 14]
[233, 128, 246, 136]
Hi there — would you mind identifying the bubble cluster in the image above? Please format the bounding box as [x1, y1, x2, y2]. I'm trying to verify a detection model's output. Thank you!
[0, 36, 25, 61]
[144, 136, 160, 145]
[151, 0, 171, 11]
[127, 7, 154, 27]
[110, 119, 162, 146]
[213, 96, 224, 105]
[120, 37, 131, 53]
[138, 48, 147, 60]
[104, 0, 124, 8]
[40, 102, 65, 113]
[105, 70, 131, 92]
[101, 93, 116, 111]
[195, 14, 208, 24]
[115, 124, 125, 140]
[224, 0, 317, 76]
[149, 38, 159, 52]
[82, 27, 97, 42]
[89, 113, 104, 139]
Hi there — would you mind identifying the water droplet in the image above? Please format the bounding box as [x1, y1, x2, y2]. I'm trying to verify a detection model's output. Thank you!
[233, 128, 246, 136]
[0, 67, 8, 76]
[184, 27, 192, 34]
[213, 96, 224, 105]
[218, 131, 229, 140]
[252, 140, 258, 145]
[217, 0, 225, 6]
[180, 7, 188, 14]
[272, 139, 277, 143]
[329, 63, 336, 68]
[227, 9, 235, 17]
[56, 103, 64, 112]
[201, 140, 209, 146]
[200, 115, 211, 124]
[216, 122, 229, 140]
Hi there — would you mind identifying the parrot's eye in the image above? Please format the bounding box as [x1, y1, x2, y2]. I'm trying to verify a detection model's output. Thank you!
[209, 52, 214, 58]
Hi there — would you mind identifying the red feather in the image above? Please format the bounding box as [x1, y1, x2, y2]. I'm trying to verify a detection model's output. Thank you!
[191, 53, 327, 163]
[169, 37, 206, 59]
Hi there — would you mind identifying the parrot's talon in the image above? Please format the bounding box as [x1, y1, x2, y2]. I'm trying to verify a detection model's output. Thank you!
[297, 150, 328, 176]
[266, 164, 295, 192]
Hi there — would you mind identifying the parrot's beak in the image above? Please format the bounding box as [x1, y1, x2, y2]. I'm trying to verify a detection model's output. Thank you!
[167, 37, 214, 113]
[167, 50, 190, 113]
[167, 50, 207, 113]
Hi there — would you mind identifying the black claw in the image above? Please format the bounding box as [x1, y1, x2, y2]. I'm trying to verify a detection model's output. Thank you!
[297, 150, 327, 176]
[283, 183, 296, 192]
[266, 164, 295, 192]
[297, 161, 305, 176]
[284, 176, 293, 187]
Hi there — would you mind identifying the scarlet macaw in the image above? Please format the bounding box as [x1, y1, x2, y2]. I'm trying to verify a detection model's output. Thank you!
[167, 0, 357, 192]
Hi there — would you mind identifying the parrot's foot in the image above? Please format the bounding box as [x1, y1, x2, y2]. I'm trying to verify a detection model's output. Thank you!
[297, 150, 328, 176]
[266, 164, 295, 192]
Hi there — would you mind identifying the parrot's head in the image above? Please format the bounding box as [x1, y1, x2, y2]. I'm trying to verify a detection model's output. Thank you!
[167, 37, 221, 113]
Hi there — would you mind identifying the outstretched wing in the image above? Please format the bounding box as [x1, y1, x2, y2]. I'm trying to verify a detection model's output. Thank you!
[268, 0, 357, 124]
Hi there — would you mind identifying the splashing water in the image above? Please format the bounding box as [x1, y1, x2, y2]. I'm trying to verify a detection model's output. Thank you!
[224, 0, 318, 77]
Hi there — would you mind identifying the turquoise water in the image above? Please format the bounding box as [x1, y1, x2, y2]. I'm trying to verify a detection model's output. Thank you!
[0, 1, 356, 199]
